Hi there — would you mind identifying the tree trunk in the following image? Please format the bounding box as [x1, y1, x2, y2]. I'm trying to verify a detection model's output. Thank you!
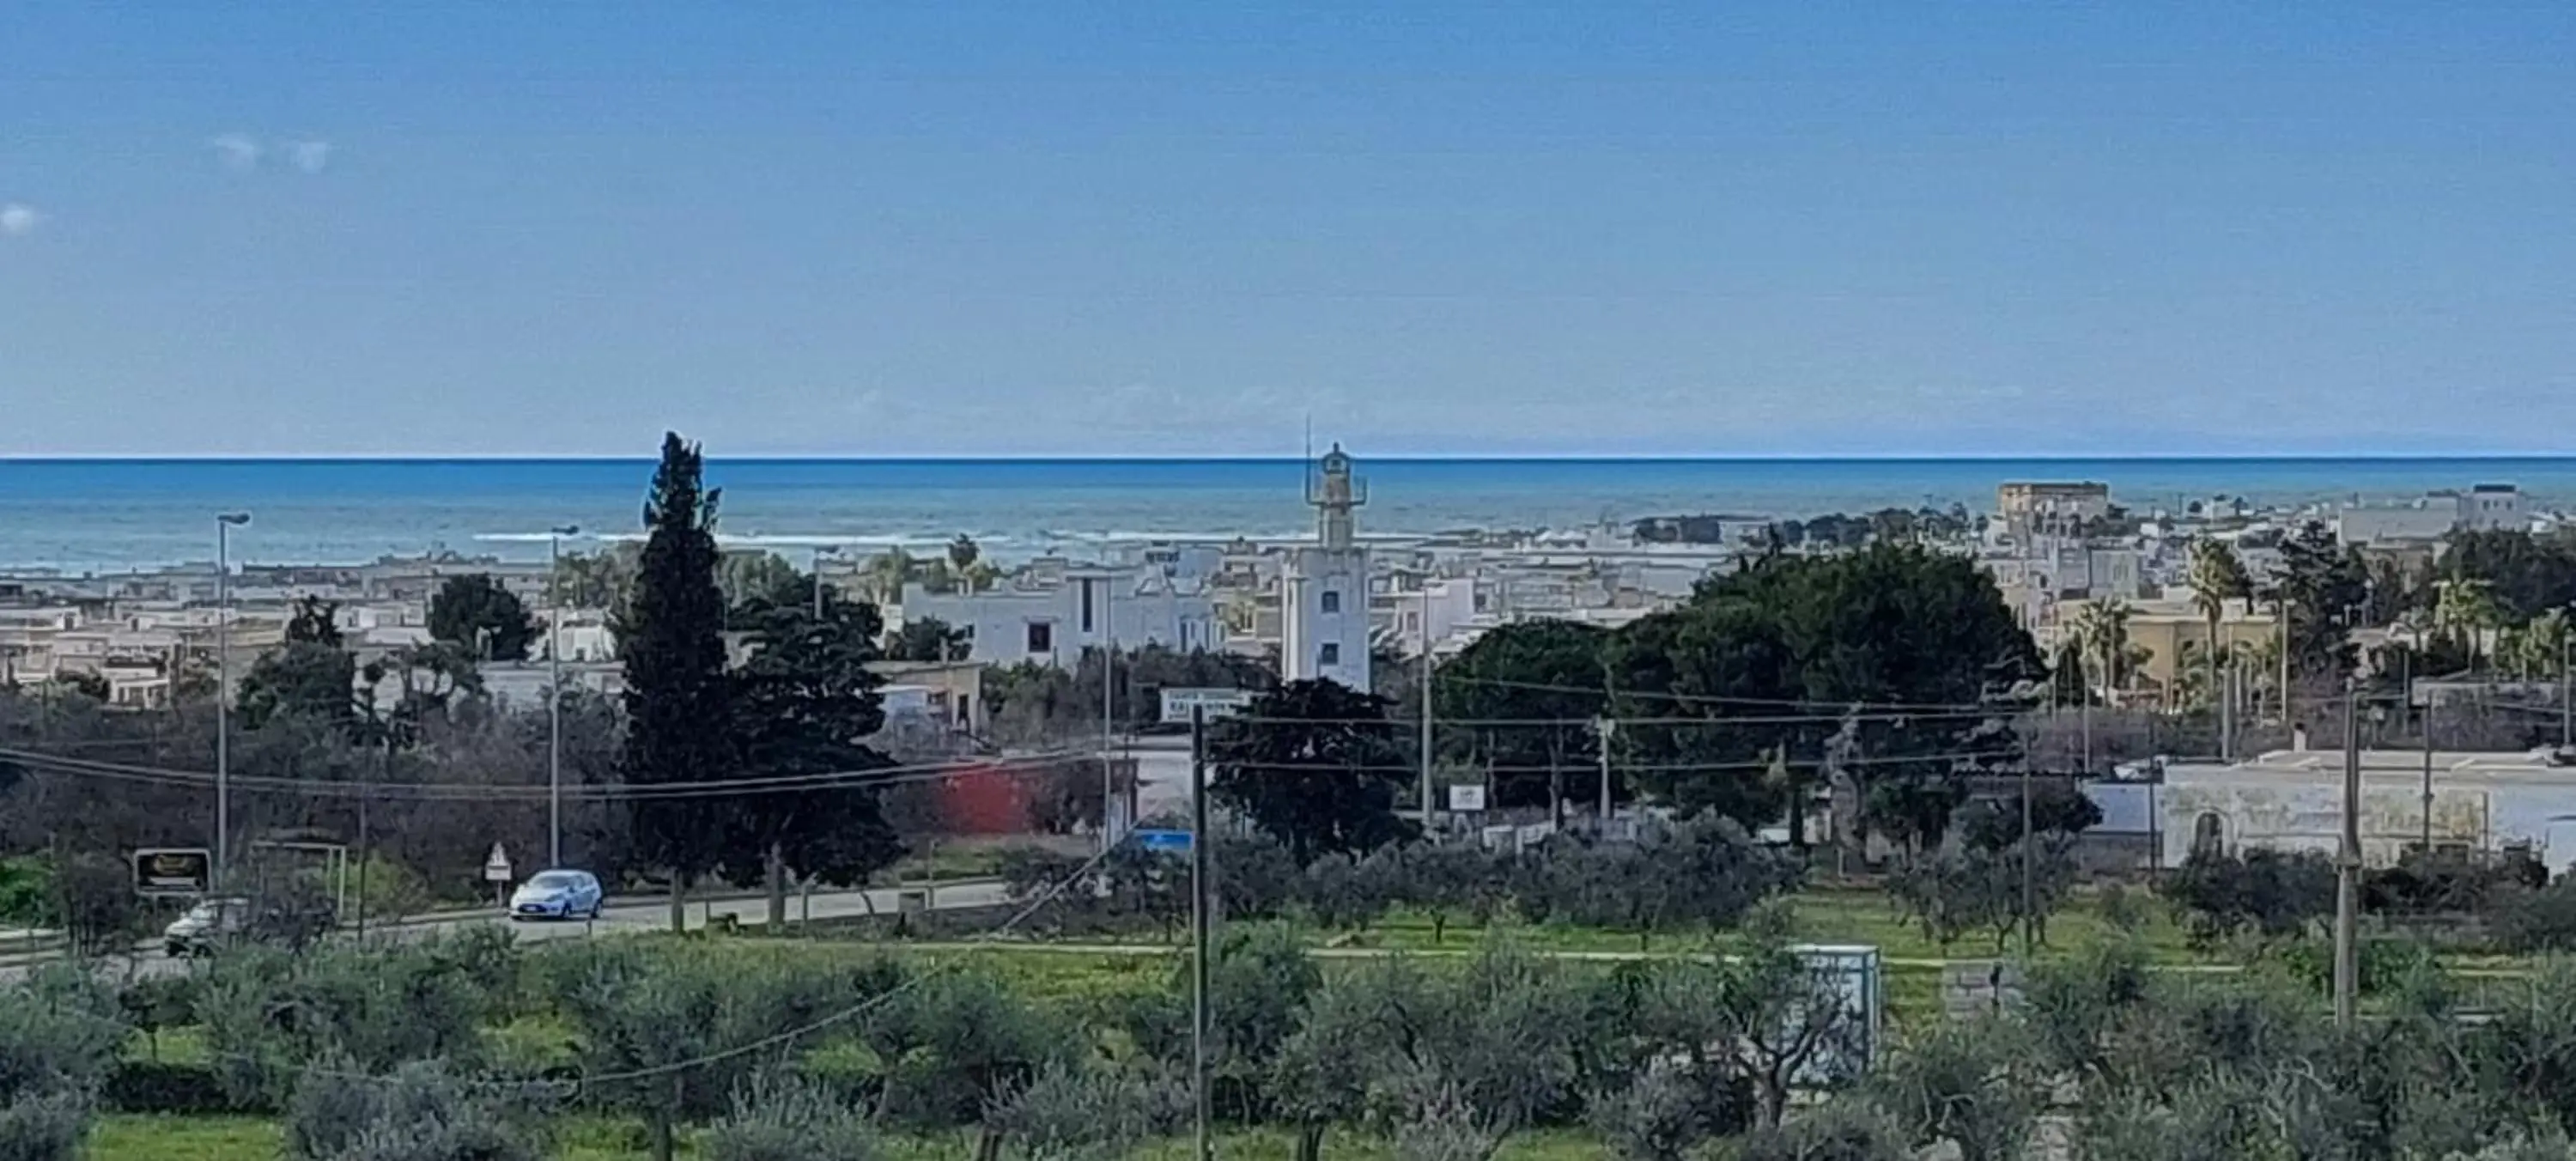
[1753, 1073, 1788, 1130]
[1297, 1123, 1326, 1161]
[649, 1098, 676, 1161]
[2207, 614, 2221, 714]
[668, 871, 687, 934]
[766, 841, 787, 931]
[974, 1128, 1004, 1161]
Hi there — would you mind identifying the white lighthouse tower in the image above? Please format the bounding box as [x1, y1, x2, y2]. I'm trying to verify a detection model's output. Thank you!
[1280, 444, 1372, 690]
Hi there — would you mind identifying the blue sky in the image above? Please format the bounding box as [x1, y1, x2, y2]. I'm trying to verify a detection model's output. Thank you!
[3, 3, 2573, 458]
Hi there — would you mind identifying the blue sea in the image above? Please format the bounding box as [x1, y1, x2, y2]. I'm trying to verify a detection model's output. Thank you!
[3, 457, 2573, 574]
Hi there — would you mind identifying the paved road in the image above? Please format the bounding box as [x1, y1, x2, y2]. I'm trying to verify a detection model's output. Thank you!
[0, 878, 1011, 983]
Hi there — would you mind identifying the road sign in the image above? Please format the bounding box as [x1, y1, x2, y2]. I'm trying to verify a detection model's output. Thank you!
[1446, 784, 1487, 812]
[483, 843, 513, 883]
[131, 848, 212, 897]
[1159, 688, 1255, 725]
[1133, 828, 1194, 854]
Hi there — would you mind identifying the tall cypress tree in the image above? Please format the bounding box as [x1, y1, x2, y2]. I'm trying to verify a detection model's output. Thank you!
[619, 432, 732, 931]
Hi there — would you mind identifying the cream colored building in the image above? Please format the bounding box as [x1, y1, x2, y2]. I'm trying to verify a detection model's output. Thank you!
[2052, 594, 2278, 700]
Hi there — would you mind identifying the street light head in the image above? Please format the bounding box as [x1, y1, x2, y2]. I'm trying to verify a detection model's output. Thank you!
[217, 513, 251, 526]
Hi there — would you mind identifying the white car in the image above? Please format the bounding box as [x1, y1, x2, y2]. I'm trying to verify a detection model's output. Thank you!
[163, 897, 251, 957]
[507, 869, 605, 921]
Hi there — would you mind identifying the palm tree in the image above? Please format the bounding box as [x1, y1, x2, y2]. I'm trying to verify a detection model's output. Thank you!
[860, 548, 914, 606]
[2073, 599, 2134, 704]
[2188, 539, 2252, 713]
[948, 534, 982, 587]
[2435, 578, 2502, 672]
[2504, 608, 2569, 680]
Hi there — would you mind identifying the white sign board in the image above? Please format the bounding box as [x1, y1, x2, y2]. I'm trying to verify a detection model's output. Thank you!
[482, 843, 513, 883]
[1790, 944, 1884, 1084]
[1160, 687, 1255, 726]
[1446, 784, 1488, 812]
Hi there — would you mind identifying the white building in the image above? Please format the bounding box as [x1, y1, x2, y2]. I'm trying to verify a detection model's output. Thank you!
[1393, 576, 1479, 658]
[901, 569, 1220, 668]
[2460, 483, 2525, 532]
[2336, 484, 2524, 546]
[1279, 445, 1372, 690]
[2088, 748, 2576, 874]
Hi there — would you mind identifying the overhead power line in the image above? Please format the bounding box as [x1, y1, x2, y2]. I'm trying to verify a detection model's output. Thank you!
[0, 745, 1098, 802]
[1434, 673, 2014, 714]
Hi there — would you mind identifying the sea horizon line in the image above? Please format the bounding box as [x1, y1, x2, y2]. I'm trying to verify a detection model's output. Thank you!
[9, 452, 2576, 466]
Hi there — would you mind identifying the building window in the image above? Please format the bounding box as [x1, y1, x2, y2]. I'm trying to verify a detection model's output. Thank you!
[1026, 621, 1054, 655]
[1319, 642, 1340, 667]
[1320, 589, 1340, 614]
[1081, 580, 1096, 634]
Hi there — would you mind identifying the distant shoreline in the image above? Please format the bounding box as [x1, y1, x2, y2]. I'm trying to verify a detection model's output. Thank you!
[8, 453, 2576, 465]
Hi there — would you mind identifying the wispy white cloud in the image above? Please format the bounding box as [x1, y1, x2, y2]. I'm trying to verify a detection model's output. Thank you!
[287, 140, 331, 174]
[0, 203, 40, 237]
[210, 133, 263, 171]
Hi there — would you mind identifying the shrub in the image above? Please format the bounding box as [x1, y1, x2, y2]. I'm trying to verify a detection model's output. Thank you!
[864, 969, 1072, 1129]
[1863, 1016, 2034, 1161]
[49, 853, 143, 957]
[1587, 1063, 1713, 1161]
[2160, 849, 2335, 947]
[1388, 1084, 1505, 1161]
[283, 1058, 535, 1161]
[2495, 879, 2576, 954]
[102, 1061, 234, 1115]
[118, 975, 199, 1063]
[0, 965, 126, 1098]
[705, 1075, 882, 1161]
[0, 855, 53, 928]
[0, 1088, 88, 1161]
[0, 965, 125, 1161]
[981, 1060, 1178, 1161]
[2074, 1081, 2275, 1161]
[1727, 1099, 1909, 1161]
[199, 939, 498, 1109]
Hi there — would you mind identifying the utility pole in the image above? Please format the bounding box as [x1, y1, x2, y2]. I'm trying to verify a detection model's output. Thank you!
[1418, 589, 1434, 836]
[2335, 681, 2361, 1030]
[214, 511, 250, 891]
[2561, 623, 2572, 750]
[2220, 664, 2235, 762]
[358, 733, 385, 937]
[2019, 757, 2035, 957]
[1595, 716, 1615, 833]
[2421, 700, 2436, 855]
[549, 525, 578, 869]
[1102, 574, 1119, 851]
[1188, 705, 1213, 1161]
[2080, 678, 2093, 777]
[2279, 599, 2293, 726]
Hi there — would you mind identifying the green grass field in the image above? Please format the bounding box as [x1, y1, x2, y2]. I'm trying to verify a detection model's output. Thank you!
[80, 884, 2506, 1159]
[87, 1115, 1612, 1161]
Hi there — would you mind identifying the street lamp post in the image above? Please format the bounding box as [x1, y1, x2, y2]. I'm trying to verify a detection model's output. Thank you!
[811, 546, 843, 622]
[214, 512, 251, 890]
[547, 525, 580, 869]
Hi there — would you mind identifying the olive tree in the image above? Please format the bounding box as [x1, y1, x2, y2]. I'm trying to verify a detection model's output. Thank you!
[283, 1059, 535, 1161]
[981, 1059, 1182, 1161]
[704, 1075, 883, 1161]
[1862, 1015, 2036, 1161]
[0, 966, 125, 1161]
